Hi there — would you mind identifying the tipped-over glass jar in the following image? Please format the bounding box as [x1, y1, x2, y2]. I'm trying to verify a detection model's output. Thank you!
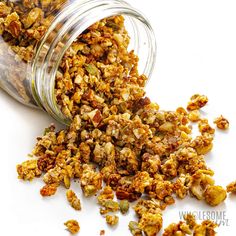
[0, 0, 156, 124]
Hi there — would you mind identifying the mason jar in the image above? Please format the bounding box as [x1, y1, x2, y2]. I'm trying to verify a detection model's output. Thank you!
[0, 0, 156, 124]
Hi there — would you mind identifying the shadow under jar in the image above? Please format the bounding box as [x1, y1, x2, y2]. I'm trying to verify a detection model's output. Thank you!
[0, 0, 156, 125]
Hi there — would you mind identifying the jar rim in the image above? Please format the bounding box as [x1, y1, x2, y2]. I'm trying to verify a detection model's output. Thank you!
[31, 0, 157, 125]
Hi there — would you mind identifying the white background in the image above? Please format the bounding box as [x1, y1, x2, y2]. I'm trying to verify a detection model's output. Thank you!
[1, 0, 236, 235]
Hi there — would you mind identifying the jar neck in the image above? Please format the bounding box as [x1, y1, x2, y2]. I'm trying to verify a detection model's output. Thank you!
[31, 0, 156, 125]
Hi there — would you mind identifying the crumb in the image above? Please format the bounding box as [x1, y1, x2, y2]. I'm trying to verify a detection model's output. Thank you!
[214, 115, 229, 130]
[64, 220, 80, 234]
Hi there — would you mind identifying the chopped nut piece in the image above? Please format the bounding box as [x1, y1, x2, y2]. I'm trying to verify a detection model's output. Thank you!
[129, 221, 142, 236]
[193, 220, 218, 236]
[198, 119, 215, 135]
[17, 159, 42, 181]
[64, 220, 80, 234]
[80, 164, 102, 197]
[226, 181, 236, 193]
[138, 212, 163, 236]
[163, 217, 217, 236]
[204, 185, 227, 206]
[66, 190, 81, 210]
[119, 200, 130, 214]
[98, 186, 114, 203]
[189, 170, 215, 200]
[105, 215, 119, 226]
[162, 221, 191, 236]
[184, 214, 197, 230]
[188, 110, 200, 122]
[187, 94, 208, 111]
[40, 184, 58, 197]
[173, 174, 191, 199]
[134, 199, 162, 218]
[99, 200, 119, 214]
[191, 134, 214, 155]
[214, 115, 229, 130]
[100, 230, 105, 235]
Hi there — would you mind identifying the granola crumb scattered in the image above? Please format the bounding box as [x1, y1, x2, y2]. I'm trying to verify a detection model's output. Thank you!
[187, 94, 208, 111]
[64, 220, 80, 234]
[226, 181, 236, 193]
[100, 230, 105, 235]
[214, 115, 229, 130]
[105, 215, 119, 226]
[17, 159, 42, 181]
[184, 214, 197, 229]
[66, 190, 81, 210]
[40, 184, 58, 197]
[198, 119, 215, 135]
[163, 216, 218, 236]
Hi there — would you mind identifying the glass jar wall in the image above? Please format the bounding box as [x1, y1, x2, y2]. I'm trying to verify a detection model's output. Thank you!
[0, 0, 156, 124]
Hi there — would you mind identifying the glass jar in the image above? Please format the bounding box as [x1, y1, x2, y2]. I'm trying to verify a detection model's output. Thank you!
[0, 0, 156, 124]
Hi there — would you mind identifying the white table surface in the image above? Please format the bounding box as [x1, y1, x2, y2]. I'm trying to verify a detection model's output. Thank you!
[1, 0, 236, 235]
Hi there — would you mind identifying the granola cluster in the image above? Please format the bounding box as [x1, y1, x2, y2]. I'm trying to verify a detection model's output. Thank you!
[15, 5, 231, 236]
[0, 0, 67, 103]
[64, 220, 80, 234]
[163, 214, 218, 236]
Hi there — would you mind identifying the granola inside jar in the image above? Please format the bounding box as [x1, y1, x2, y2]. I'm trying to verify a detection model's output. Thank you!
[0, 0, 156, 124]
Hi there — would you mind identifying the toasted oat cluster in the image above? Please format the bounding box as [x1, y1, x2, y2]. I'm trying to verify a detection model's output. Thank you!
[40, 183, 58, 197]
[105, 215, 119, 226]
[204, 185, 227, 207]
[226, 181, 236, 193]
[66, 190, 81, 210]
[55, 15, 146, 119]
[64, 220, 80, 234]
[163, 214, 218, 236]
[16, 10, 230, 236]
[214, 115, 229, 130]
[0, 1, 68, 103]
[187, 94, 208, 111]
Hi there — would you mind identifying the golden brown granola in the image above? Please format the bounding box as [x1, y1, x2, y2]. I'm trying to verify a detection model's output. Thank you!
[119, 200, 130, 214]
[0, 1, 67, 103]
[226, 181, 236, 193]
[188, 110, 200, 122]
[64, 220, 80, 234]
[14, 5, 230, 235]
[138, 212, 163, 236]
[133, 199, 163, 236]
[187, 94, 208, 111]
[162, 221, 191, 236]
[214, 115, 229, 130]
[128, 221, 142, 236]
[105, 215, 119, 226]
[204, 185, 227, 206]
[163, 215, 218, 236]
[40, 183, 58, 197]
[198, 119, 215, 135]
[193, 220, 218, 236]
[80, 164, 102, 197]
[99, 200, 119, 215]
[17, 159, 42, 181]
[66, 190, 81, 211]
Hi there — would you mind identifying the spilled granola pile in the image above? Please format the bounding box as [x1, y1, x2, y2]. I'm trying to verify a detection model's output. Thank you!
[13, 3, 231, 236]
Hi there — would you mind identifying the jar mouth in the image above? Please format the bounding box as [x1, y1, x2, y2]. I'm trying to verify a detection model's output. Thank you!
[32, 0, 157, 125]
